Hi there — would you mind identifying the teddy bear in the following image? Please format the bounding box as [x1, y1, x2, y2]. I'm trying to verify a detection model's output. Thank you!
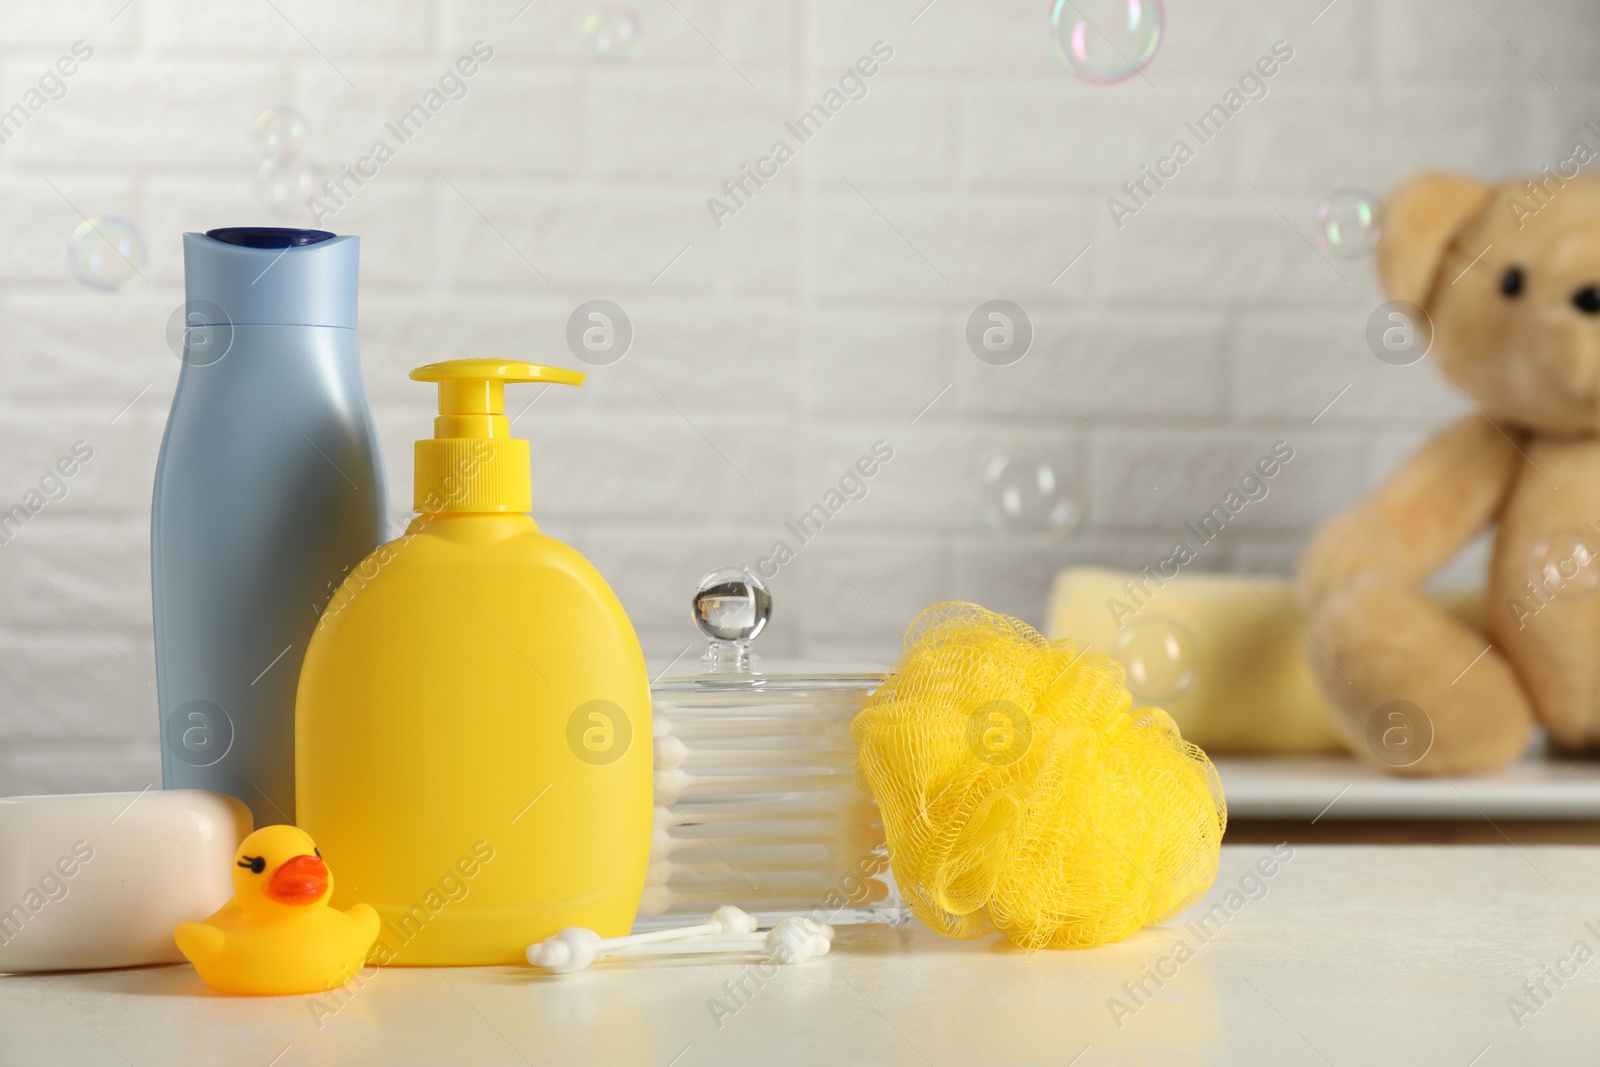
[1298, 171, 1600, 775]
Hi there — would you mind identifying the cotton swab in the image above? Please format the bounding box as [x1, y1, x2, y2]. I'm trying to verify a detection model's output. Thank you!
[637, 885, 889, 918]
[602, 918, 833, 962]
[655, 800, 863, 824]
[654, 767, 856, 804]
[652, 829, 843, 854]
[527, 915, 834, 973]
[654, 735, 854, 769]
[526, 906, 756, 973]
[647, 857, 876, 885]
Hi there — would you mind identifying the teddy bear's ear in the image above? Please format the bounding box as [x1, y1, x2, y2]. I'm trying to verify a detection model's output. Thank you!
[1377, 172, 1493, 306]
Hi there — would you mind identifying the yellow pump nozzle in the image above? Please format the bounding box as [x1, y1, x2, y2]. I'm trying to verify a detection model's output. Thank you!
[410, 360, 585, 514]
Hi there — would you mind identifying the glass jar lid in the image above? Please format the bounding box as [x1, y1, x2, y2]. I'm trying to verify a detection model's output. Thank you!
[652, 567, 885, 692]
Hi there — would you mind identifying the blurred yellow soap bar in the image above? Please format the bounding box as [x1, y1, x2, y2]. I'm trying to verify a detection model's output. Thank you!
[1046, 568, 1343, 754]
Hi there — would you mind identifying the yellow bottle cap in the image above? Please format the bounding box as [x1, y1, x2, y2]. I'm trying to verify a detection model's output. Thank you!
[410, 359, 585, 514]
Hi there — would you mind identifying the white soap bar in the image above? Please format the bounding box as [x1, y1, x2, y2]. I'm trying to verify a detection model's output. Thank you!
[0, 789, 252, 972]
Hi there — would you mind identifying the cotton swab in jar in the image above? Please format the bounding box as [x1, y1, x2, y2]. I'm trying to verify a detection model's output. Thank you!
[652, 829, 842, 855]
[654, 734, 853, 769]
[654, 768, 857, 804]
[655, 800, 862, 825]
[649, 831, 880, 875]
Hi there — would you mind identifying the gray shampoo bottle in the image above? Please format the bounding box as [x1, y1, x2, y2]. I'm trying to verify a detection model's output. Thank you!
[153, 227, 386, 826]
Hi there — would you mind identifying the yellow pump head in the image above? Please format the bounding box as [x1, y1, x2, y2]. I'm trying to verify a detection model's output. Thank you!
[410, 359, 585, 514]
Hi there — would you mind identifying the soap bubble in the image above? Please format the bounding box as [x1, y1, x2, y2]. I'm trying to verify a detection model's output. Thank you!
[982, 455, 1078, 539]
[1111, 616, 1199, 703]
[584, 5, 642, 60]
[68, 216, 146, 290]
[1365, 699, 1432, 768]
[256, 157, 323, 219]
[253, 105, 310, 159]
[1531, 529, 1600, 600]
[1314, 189, 1383, 258]
[1049, 0, 1165, 84]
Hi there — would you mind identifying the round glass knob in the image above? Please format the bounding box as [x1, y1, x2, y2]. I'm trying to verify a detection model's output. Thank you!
[692, 567, 771, 670]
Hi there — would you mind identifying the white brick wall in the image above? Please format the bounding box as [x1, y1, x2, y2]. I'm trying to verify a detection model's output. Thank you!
[0, 0, 1592, 794]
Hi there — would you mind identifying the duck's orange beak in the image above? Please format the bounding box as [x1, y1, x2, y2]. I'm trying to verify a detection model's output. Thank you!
[264, 854, 328, 905]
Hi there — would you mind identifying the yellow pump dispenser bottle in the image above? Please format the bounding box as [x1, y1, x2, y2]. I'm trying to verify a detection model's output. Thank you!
[295, 360, 650, 965]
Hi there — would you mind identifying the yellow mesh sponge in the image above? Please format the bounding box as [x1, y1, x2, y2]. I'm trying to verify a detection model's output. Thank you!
[852, 602, 1227, 949]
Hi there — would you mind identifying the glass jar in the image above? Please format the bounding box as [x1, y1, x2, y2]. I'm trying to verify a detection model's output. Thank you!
[640, 568, 907, 928]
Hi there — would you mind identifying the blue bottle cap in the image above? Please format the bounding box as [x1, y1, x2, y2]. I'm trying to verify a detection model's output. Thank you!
[183, 229, 359, 329]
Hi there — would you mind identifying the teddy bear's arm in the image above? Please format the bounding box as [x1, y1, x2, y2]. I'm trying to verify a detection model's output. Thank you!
[1299, 414, 1521, 607]
[1296, 414, 1535, 774]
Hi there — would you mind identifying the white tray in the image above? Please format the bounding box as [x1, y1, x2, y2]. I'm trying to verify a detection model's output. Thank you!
[1215, 752, 1600, 820]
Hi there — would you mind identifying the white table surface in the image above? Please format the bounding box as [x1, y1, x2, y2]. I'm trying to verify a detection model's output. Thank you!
[4, 845, 1597, 1065]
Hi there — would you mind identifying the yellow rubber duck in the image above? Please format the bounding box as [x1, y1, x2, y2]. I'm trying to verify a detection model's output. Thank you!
[174, 824, 380, 995]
